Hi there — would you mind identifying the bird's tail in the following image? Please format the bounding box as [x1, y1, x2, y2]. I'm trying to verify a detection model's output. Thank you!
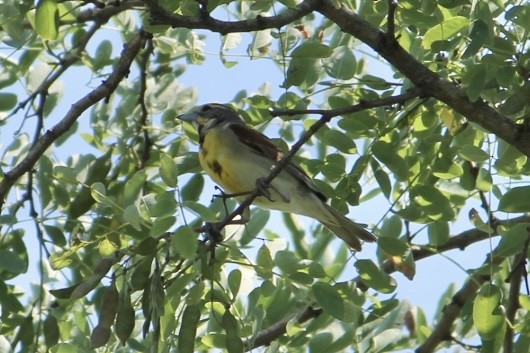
[318, 204, 377, 251]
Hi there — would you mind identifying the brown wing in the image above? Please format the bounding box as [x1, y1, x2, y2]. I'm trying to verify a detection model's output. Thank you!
[230, 124, 327, 202]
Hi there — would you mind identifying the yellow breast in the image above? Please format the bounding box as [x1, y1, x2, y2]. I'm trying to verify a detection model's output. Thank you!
[199, 127, 252, 194]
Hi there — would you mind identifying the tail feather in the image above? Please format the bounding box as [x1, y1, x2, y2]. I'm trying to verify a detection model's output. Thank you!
[318, 204, 377, 251]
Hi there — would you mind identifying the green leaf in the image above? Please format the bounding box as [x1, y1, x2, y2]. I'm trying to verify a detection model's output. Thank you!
[240, 209, 269, 245]
[325, 45, 356, 80]
[422, 16, 470, 48]
[370, 159, 391, 199]
[160, 154, 178, 188]
[274, 250, 301, 275]
[145, 191, 178, 218]
[228, 269, 242, 297]
[355, 259, 396, 294]
[44, 225, 67, 246]
[378, 236, 409, 257]
[373, 329, 402, 352]
[54, 165, 77, 183]
[291, 42, 333, 58]
[323, 129, 357, 154]
[499, 83, 530, 117]
[0, 250, 27, 274]
[463, 20, 491, 58]
[172, 226, 198, 259]
[312, 282, 358, 322]
[178, 304, 202, 353]
[35, 0, 58, 40]
[256, 244, 273, 279]
[372, 141, 408, 180]
[99, 237, 119, 256]
[462, 65, 486, 102]
[149, 215, 176, 237]
[473, 284, 504, 340]
[428, 221, 450, 246]
[123, 171, 147, 206]
[0, 93, 17, 111]
[432, 160, 463, 179]
[495, 223, 530, 257]
[458, 145, 490, 162]
[93, 40, 113, 71]
[115, 288, 135, 345]
[476, 168, 493, 192]
[181, 173, 204, 201]
[43, 314, 59, 348]
[283, 57, 320, 88]
[130, 256, 153, 291]
[123, 204, 142, 231]
[362, 74, 391, 90]
[412, 184, 455, 221]
[223, 311, 244, 353]
[90, 182, 107, 204]
[499, 186, 530, 212]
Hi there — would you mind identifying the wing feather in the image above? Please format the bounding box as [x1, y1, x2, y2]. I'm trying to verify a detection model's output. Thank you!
[229, 124, 327, 202]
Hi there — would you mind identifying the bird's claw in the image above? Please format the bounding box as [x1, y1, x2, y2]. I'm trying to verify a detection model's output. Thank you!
[255, 178, 274, 202]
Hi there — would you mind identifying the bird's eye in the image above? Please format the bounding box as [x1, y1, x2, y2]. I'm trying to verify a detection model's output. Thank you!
[200, 105, 212, 112]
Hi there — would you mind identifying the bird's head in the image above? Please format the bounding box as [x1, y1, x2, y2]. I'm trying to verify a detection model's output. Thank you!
[178, 103, 245, 135]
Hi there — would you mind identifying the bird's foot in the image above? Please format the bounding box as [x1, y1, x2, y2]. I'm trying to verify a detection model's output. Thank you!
[211, 186, 253, 202]
[255, 178, 275, 202]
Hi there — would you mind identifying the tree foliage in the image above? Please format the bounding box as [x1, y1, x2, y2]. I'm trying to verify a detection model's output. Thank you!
[1, 0, 530, 352]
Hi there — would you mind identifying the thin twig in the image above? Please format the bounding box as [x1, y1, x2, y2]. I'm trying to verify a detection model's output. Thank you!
[386, 0, 398, 38]
[0, 31, 151, 209]
[136, 37, 155, 170]
[270, 87, 424, 118]
[144, 0, 321, 35]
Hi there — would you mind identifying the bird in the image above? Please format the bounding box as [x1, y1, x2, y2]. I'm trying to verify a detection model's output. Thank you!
[177, 103, 376, 251]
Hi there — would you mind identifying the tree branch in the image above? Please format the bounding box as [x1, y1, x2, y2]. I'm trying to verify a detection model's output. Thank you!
[144, 0, 321, 35]
[143, 0, 530, 157]
[270, 87, 424, 118]
[75, 0, 143, 23]
[0, 31, 151, 210]
[317, 1, 530, 157]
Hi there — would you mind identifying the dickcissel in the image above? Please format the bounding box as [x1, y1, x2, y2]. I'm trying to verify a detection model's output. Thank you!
[178, 103, 376, 251]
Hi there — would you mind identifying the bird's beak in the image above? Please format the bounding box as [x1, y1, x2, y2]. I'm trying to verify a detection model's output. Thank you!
[177, 111, 200, 123]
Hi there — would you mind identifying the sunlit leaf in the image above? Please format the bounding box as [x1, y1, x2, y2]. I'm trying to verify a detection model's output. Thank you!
[499, 186, 530, 212]
[35, 0, 59, 40]
[355, 259, 397, 293]
[473, 284, 504, 340]
[422, 16, 469, 48]
[495, 223, 530, 257]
